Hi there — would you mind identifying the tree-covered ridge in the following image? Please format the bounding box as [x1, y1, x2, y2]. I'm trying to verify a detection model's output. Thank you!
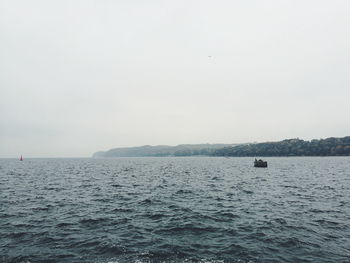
[212, 136, 350, 156]
[93, 144, 237, 157]
[93, 136, 350, 157]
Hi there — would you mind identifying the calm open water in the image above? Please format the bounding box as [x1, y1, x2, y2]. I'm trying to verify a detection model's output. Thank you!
[0, 157, 349, 263]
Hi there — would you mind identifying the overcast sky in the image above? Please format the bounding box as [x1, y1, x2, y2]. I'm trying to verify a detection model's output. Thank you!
[1, 0, 350, 157]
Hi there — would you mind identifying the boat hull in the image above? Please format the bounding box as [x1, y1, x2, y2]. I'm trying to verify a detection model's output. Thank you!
[254, 160, 267, 168]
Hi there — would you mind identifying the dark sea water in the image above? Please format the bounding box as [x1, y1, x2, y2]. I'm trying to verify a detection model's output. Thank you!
[0, 157, 349, 263]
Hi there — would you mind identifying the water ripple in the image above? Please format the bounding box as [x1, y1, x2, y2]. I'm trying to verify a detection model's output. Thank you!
[0, 157, 350, 263]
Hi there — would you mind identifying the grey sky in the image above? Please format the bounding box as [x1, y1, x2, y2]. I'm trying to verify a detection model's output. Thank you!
[1, 0, 349, 157]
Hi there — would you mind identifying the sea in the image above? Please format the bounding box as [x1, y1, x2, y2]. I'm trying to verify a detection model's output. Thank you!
[0, 157, 349, 263]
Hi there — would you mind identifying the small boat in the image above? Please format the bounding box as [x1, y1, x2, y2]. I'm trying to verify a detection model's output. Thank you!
[20, 155, 23, 161]
[254, 158, 267, 167]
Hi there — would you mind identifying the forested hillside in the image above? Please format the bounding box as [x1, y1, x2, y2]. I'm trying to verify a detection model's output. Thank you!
[93, 137, 350, 157]
[212, 137, 350, 156]
[93, 144, 236, 157]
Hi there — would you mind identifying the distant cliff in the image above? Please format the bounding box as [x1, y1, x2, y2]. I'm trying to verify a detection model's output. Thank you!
[93, 144, 237, 157]
[212, 136, 350, 156]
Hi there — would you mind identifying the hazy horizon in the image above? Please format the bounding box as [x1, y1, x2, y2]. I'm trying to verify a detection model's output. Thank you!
[1, 0, 350, 158]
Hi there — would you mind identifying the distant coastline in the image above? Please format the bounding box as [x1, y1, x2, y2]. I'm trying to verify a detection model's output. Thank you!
[93, 144, 237, 158]
[93, 136, 350, 157]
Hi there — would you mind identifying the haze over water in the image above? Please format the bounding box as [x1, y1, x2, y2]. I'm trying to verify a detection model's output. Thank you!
[1, 1, 350, 262]
[1, 0, 350, 158]
[1, 157, 349, 263]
